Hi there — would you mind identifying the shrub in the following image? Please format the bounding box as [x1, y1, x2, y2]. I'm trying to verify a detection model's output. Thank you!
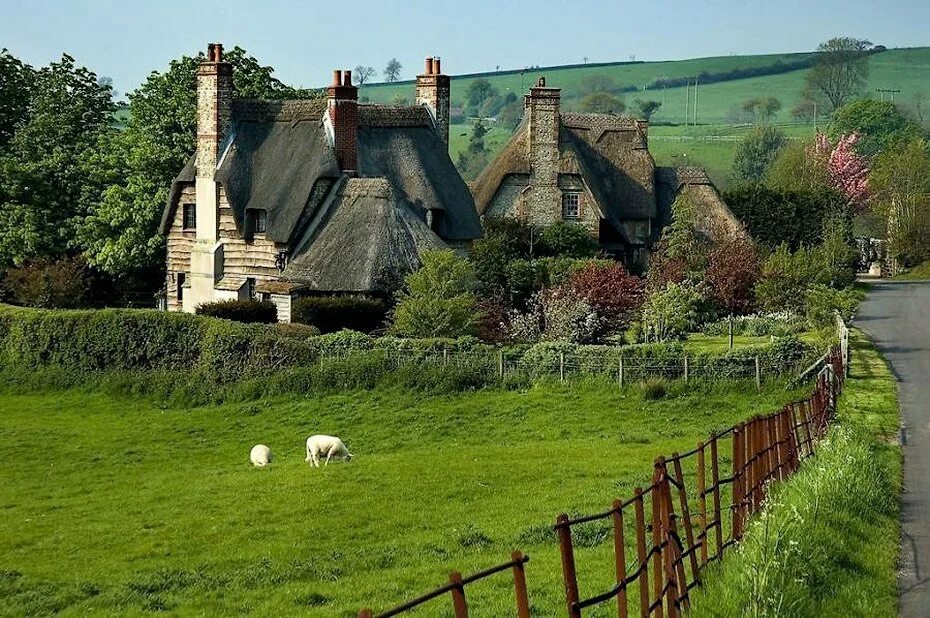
[804, 285, 860, 331]
[537, 222, 599, 258]
[508, 287, 602, 344]
[701, 313, 803, 338]
[641, 283, 703, 342]
[568, 262, 645, 333]
[195, 300, 277, 324]
[640, 378, 667, 400]
[731, 126, 787, 183]
[2, 256, 90, 308]
[706, 235, 760, 315]
[291, 296, 386, 334]
[390, 250, 480, 338]
[754, 244, 824, 314]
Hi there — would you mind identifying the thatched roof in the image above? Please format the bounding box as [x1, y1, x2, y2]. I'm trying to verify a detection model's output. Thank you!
[471, 112, 656, 221]
[160, 98, 481, 294]
[655, 166, 747, 243]
[282, 178, 446, 293]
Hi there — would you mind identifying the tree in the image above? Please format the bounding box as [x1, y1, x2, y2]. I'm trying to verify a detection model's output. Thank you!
[805, 37, 872, 111]
[456, 120, 491, 180]
[390, 250, 480, 337]
[579, 73, 619, 95]
[578, 92, 625, 115]
[354, 65, 375, 86]
[634, 99, 662, 121]
[464, 78, 498, 116]
[0, 49, 34, 150]
[791, 97, 819, 124]
[870, 139, 930, 266]
[828, 99, 923, 157]
[811, 133, 870, 211]
[497, 100, 523, 130]
[911, 89, 927, 124]
[766, 139, 831, 193]
[568, 261, 645, 332]
[731, 126, 786, 183]
[77, 46, 310, 278]
[383, 58, 402, 83]
[0, 53, 115, 267]
[757, 96, 782, 122]
[537, 222, 599, 258]
[641, 282, 703, 342]
[706, 234, 761, 315]
[390, 93, 409, 106]
[754, 244, 826, 314]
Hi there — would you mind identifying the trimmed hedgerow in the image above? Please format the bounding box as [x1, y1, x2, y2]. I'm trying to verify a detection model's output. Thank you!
[195, 299, 278, 324]
[291, 296, 387, 334]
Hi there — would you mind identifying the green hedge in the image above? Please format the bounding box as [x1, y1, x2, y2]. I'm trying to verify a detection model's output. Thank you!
[195, 299, 278, 323]
[0, 305, 813, 386]
[291, 296, 387, 334]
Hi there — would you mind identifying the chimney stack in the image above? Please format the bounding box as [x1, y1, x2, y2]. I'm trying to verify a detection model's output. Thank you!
[416, 56, 451, 146]
[327, 69, 358, 173]
[196, 42, 233, 181]
[524, 77, 562, 225]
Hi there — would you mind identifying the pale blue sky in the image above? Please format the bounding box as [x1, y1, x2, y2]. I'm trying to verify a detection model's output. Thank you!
[2, 0, 928, 95]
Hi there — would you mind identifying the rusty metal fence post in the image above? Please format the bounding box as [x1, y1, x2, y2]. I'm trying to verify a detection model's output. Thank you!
[556, 514, 581, 618]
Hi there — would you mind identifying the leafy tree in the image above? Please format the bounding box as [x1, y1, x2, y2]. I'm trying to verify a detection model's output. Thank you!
[390, 250, 480, 337]
[464, 78, 498, 116]
[819, 209, 858, 288]
[77, 47, 308, 277]
[579, 73, 619, 95]
[0, 49, 34, 151]
[754, 244, 826, 314]
[706, 234, 760, 315]
[383, 58, 402, 82]
[828, 99, 923, 157]
[456, 120, 491, 180]
[633, 99, 661, 121]
[0, 53, 115, 267]
[811, 132, 870, 211]
[578, 92, 625, 115]
[537, 222, 599, 258]
[756, 96, 782, 122]
[870, 139, 930, 266]
[354, 65, 375, 85]
[390, 93, 409, 106]
[766, 139, 831, 193]
[791, 97, 819, 124]
[731, 126, 786, 183]
[805, 37, 872, 111]
[497, 100, 523, 130]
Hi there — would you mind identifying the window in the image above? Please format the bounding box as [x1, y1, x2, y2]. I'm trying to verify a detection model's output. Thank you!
[177, 272, 186, 302]
[182, 204, 196, 231]
[562, 193, 581, 219]
[251, 210, 268, 235]
[246, 277, 256, 300]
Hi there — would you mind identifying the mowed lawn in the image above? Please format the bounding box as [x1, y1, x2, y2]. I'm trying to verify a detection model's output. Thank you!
[0, 381, 807, 616]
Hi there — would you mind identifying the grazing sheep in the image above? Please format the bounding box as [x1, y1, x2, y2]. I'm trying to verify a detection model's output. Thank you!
[249, 444, 272, 467]
[305, 435, 353, 467]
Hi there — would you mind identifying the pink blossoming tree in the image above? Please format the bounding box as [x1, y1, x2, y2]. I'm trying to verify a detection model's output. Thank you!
[810, 132, 870, 211]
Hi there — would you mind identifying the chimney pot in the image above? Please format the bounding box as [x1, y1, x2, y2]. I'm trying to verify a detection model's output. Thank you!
[343, 70, 352, 86]
[537, 76, 546, 87]
[332, 70, 342, 86]
[425, 57, 433, 74]
[207, 43, 216, 62]
[214, 43, 223, 63]
[434, 58, 441, 74]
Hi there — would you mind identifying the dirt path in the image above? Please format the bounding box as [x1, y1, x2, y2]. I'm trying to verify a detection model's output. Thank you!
[858, 281, 930, 616]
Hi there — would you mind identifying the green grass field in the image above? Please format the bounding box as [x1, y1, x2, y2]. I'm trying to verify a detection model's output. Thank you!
[893, 260, 930, 280]
[363, 48, 930, 125]
[0, 378, 808, 616]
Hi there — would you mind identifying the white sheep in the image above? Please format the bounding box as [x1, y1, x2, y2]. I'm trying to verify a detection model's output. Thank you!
[305, 435, 353, 467]
[249, 444, 272, 467]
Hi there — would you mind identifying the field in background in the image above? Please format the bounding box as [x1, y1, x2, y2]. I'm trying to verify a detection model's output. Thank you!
[0, 380, 807, 616]
[363, 48, 930, 125]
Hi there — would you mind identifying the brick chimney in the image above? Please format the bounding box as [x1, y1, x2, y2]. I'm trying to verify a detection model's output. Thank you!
[524, 77, 562, 224]
[195, 43, 233, 183]
[327, 69, 358, 173]
[416, 56, 451, 145]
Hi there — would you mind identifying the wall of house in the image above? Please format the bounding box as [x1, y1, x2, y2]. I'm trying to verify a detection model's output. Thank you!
[164, 185, 285, 312]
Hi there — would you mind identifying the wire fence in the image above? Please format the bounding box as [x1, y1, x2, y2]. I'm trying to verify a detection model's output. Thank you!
[356, 320, 850, 617]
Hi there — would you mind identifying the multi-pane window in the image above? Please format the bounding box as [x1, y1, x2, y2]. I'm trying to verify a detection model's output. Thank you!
[251, 209, 268, 234]
[562, 193, 581, 219]
[182, 204, 196, 230]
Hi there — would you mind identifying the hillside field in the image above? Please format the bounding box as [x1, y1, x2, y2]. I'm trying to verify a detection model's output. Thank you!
[0, 379, 807, 616]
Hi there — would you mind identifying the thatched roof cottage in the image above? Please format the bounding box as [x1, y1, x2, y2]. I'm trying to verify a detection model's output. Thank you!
[161, 44, 480, 321]
[470, 77, 744, 267]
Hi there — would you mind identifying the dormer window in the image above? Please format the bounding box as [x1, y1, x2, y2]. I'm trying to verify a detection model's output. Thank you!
[182, 204, 196, 231]
[562, 193, 581, 219]
[250, 209, 267, 235]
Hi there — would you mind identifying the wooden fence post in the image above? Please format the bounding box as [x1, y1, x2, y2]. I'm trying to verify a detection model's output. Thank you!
[634, 488, 650, 618]
[732, 424, 745, 540]
[511, 551, 531, 618]
[449, 571, 468, 618]
[612, 499, 628, 618]
[755, 356, 761, 389]
[671, 456, 699, 585]
[697, 441, 708, 566]
[498, 349, 504, 379]
[560, 352, 565, 383]
[358, 610, 373, 618]
[651, 464, 665, 618]
[709, 434, 723, 558]
[619, 356, 625, 388]
[683, 355, 689, 382]
[556, 514, 581, 618]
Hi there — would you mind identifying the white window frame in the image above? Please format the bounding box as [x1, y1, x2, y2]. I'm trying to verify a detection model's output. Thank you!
[562, 192, 581, 219]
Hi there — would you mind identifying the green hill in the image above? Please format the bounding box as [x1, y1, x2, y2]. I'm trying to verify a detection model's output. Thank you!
[361, 47, 930, 125]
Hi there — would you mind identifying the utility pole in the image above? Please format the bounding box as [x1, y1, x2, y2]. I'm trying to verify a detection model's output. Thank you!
[693, 75, 699, 126]
[685, 79, 691, 126]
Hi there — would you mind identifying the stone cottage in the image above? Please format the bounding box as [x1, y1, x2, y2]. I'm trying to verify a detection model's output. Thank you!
[160, 44, 481, 321]
[471, 77, 745, 267]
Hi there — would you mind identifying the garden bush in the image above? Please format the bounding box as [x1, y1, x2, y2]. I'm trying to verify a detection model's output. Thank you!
[291, 296, 386, 334]
[195, 299, 277, 324]
[701, 313, 804, 337]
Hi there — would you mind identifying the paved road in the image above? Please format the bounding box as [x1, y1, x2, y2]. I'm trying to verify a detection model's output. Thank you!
[859, 281, 930, 616]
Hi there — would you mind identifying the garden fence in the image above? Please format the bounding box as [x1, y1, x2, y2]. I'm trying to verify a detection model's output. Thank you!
[357, 330, 848, 617]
